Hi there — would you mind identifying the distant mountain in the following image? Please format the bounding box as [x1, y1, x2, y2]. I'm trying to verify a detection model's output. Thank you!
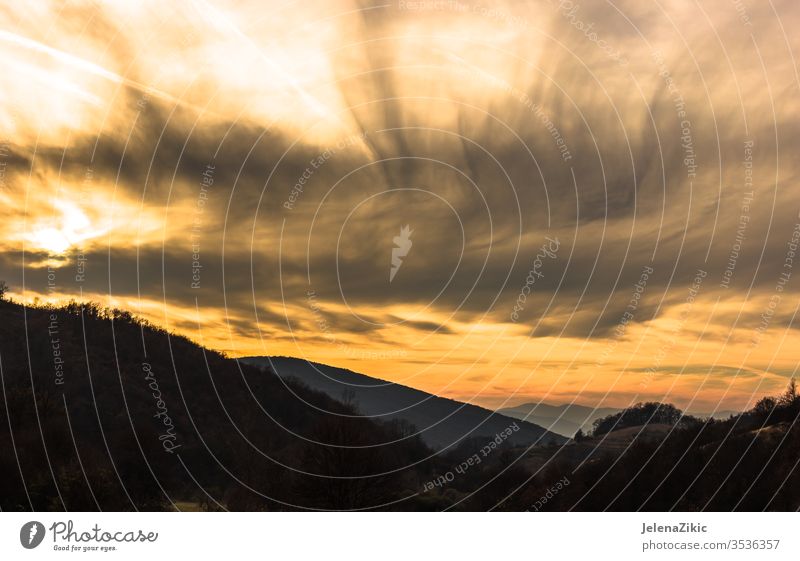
[497, 402, 620, 438]
[694, 409, 741, 420]
[241, 356, 567, 450]
[499, 402, 743, 438]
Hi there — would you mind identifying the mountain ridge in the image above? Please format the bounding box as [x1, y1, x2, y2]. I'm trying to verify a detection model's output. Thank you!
[241, 356, 567, 449]
[497, 402, 620, 438]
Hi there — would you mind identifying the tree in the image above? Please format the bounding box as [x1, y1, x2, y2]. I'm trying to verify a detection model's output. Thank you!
[0, 280, 7, 301]
[574, 428, 585, 442]
[779, 377, 798, 407]
[592, 402, 685, 437]
[751, 396, 777, 419]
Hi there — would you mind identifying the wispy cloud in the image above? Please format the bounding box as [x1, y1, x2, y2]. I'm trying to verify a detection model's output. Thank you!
[1, 0, 798, 411]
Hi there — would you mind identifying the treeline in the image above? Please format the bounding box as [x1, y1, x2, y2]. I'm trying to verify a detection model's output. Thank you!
[590, 402, 686, 437]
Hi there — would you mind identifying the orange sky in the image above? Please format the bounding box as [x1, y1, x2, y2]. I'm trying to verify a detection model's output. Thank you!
[1, 0, 799, 413]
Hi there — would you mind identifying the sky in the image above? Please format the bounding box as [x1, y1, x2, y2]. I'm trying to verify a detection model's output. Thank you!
[1, 0, 799, 413]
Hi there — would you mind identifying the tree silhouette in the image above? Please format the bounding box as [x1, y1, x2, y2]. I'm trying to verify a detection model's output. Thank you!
[592, 402, 684, 436]
[752, 396, 777, 418]
[779, 377, 798, 407]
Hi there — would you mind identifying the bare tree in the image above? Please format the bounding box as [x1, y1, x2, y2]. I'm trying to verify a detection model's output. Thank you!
[779, 377, 798, 407]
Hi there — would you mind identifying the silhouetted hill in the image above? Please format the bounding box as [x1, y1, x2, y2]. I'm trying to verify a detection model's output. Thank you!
[0, 299, 434, 511]
[500, 395, 800, 511]
[241, 356, 567, 449]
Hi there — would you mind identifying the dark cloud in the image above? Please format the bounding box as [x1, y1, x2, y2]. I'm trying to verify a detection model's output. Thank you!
[2, 0, 799, 352]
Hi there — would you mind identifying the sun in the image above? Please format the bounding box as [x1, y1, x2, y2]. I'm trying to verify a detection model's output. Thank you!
[27, 200, 97, 255]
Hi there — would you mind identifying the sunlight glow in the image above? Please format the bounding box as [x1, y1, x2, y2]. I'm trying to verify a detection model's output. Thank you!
[27, 200, 101, 255]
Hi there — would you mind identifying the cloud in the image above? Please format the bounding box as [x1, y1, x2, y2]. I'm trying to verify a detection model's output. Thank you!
[1, 0, 799, 409]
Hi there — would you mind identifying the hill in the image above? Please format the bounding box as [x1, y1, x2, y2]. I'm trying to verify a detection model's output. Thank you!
[240, 356, 566, 450]
[0, 299, 435, 511]
[500, 394, 800, 511]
